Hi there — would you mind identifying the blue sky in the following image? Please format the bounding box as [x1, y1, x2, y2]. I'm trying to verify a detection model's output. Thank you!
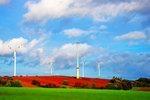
[0, 0, 150, 79]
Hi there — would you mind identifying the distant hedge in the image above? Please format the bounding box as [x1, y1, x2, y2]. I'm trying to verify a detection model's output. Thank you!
[0, 76, 22, 87]
[106, 77, 132, 90]
[106, 77, 150, 90]
[132, 78, 150, 87]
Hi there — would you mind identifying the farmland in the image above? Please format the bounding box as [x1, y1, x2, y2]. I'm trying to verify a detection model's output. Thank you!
[0, 87, 149, 100]
[13, 76, 110, 88]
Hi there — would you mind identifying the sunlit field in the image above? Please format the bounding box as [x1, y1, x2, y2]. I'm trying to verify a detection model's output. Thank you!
[0, 87, 149, 100]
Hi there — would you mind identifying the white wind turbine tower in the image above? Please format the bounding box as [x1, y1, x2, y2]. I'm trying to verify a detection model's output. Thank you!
[76, 42, 80, 79]
[49, 61, 53, 75]
[8, 44, 22, 76]
[97, 62, 101, 78]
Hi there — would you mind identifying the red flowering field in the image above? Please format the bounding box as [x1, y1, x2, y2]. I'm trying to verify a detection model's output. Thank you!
[14, 76, 110, 88]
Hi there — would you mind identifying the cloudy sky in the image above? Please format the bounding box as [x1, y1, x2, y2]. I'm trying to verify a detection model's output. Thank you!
[0, 0, 150, 79]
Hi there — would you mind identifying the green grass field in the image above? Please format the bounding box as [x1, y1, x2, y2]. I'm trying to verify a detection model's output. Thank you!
[0, 87, 149, 100]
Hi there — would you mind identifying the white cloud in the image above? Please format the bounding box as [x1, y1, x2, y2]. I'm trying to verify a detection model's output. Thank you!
[38, 43, 94, 68]
[21, 26, 52, 36]
[99, 25, 107, 30]
[115, 31, 146, 41]
[39, 43, 106, 69]
[53, 43, 93, 60]
[40, 56, 54, 65]
[0, 0, 9, 5]
[63, 28, 87, 37]
[24, 0, 142, 22]
[0, 37, 40, 55]
[101, 52, 150, 68]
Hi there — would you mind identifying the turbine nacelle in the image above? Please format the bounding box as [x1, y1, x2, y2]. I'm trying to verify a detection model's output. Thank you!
[8, 44, 23, 76]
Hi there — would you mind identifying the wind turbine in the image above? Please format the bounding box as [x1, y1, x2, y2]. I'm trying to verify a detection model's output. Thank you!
[8, 45, 22, 76]
[97, 62, 100, 78]
[76, 42, 80, 79]
[49, 61, 53, 76]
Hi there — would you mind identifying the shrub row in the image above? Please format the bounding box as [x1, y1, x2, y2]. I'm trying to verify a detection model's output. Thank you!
[31, 79, 100, 89]
[132, 78, 150, 87]
[105, 77, 132, 90]
[31, 80, 58, 88]
[105, 77, 150, 90]
[0, 76, 22, 87]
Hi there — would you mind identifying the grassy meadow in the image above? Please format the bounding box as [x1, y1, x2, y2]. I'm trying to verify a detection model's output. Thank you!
[0, 87, 149, 100]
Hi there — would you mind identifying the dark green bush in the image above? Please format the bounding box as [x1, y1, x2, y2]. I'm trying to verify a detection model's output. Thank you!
[0, 76, 2, 81]
[106, 77, 132, 90]
[31, 80, 41, 86]
[91, 83, 96, 89]
[60, 85, 68, 88]
[137, 78, 150, 84]
[132, 78, 150, 87]
[10, 80, 22, 87]
[106, 83, 120, 90]
[43, 83, 57, 88]
[0, 76, 22, 87]
[81, 83, 89, 88]
[0, 79, 7, 86]
[7, 76, 13, 81]
[62, 80, 69, 85]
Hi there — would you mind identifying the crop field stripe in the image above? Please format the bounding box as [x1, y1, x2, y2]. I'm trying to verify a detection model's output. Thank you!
[0, 87, 149, 100]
